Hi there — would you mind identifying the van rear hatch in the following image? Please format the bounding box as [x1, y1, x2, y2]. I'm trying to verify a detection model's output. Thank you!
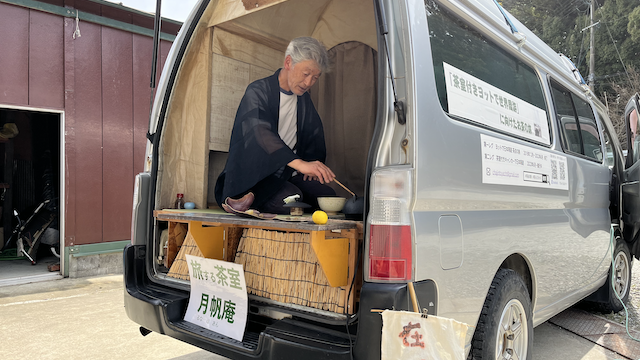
[124, 0, 424, 358]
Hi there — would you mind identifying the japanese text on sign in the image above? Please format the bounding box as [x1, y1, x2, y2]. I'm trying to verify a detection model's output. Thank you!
[399, 321, 425, 349]
[196, 293, 237, 323]
[184, 255, 248, 341]
[481, 134, 568, 190]
[450, 74, 520, 115]
[190, 260, 243, 290]
[444, 62, 550, 145]
[380, 310, 473, 360]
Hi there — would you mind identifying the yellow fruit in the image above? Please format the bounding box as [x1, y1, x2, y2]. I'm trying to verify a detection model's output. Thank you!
[312, 210, 328, 225]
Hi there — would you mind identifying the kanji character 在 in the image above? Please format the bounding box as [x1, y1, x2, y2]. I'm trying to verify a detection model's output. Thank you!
[398, 321, 424, 348]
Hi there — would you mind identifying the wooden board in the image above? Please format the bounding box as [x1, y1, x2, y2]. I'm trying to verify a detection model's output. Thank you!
[207, 54, 273, 152]
[155, 208, 360, 231]
[208, 27, 283, 152]
[159, 24, 212, 209]
[250, 65, 273, 83]
[209, 54, 250, 152]
[212, 27, 284, 70]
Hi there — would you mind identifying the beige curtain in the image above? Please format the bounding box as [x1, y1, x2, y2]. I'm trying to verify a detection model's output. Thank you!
[311, 41, 377, 197]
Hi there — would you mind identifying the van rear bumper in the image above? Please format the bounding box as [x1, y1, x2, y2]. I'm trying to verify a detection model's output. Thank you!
[123, 244, 437, 360]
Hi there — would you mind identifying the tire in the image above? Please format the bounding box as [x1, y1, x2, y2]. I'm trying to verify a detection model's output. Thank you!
[469, 269, 533, 360]
[600, 239, 632, 313]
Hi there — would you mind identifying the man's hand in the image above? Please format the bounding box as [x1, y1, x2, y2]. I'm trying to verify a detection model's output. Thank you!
[288, 159, 335, 184]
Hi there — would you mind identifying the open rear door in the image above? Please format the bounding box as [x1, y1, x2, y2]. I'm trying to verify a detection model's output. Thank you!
[622, 94, 640, 250]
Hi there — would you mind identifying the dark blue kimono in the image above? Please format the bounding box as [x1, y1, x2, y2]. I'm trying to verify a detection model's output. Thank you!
[215, 69, 327, 208]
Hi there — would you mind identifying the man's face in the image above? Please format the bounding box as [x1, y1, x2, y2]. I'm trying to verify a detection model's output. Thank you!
[285, 57, 321, 96]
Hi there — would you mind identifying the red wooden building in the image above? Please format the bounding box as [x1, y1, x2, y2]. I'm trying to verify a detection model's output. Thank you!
[0, 0, 180, 282]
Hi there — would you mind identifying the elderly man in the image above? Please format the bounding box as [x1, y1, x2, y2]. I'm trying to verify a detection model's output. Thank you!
[215, 37, 336, 214]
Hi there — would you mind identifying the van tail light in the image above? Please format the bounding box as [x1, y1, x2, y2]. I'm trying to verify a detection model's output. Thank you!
[369, 224, 412, 280]
[367, 167, 413, 281]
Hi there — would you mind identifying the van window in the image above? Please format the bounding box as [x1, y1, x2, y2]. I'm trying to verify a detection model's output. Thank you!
[550, 81, 602, 162]
[595, 108, 618, 167]
[426, 1, 549, 144]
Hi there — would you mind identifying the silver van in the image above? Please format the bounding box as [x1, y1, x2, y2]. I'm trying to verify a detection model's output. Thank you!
[124, 0, 640, 359]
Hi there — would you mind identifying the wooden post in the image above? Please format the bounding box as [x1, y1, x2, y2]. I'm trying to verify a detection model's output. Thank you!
[408, 282, 420, 313]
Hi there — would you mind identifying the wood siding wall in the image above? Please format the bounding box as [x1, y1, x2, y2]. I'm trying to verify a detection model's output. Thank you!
[0, 2, 172, 246]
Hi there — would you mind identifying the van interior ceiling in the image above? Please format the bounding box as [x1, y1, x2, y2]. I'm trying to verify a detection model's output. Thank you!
[156, 0, 379, 211]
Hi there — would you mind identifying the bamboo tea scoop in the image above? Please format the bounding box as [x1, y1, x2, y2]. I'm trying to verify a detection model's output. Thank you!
[333, 178, 356, 197]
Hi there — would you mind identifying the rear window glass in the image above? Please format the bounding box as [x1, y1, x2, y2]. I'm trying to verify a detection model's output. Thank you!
[425, 1, 549, 145]
[596, 109, 616, 167]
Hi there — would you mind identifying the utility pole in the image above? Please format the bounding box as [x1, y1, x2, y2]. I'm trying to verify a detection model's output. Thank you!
[588, 0, 596, 91]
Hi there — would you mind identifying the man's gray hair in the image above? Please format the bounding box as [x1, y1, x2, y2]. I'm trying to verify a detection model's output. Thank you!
[285, 37, 330, 73]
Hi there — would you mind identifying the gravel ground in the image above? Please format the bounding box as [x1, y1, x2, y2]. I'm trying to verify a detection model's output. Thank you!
[584, 259, 640, 333]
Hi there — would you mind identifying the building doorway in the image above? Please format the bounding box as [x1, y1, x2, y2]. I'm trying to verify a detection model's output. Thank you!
[0, 107, 63, 286]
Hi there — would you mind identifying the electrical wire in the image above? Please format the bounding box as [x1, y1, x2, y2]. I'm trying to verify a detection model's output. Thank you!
[595, 1, 634, 92]
[556, 0, 584, 19]
[577, 12, 589, 69]
[608, 226, 640, 360]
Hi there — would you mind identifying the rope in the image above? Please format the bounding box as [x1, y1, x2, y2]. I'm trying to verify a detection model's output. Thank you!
[242, 270, 339, 288]
[236, 250, 321, 265]
[73, 11, 81, 39]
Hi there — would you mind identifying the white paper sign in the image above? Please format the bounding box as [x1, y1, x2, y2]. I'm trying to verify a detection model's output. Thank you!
[481, 134, 569, 190]
[381, 310, 473, 360]
[184, 254, 248, 341]
[444, 62, 550, 145]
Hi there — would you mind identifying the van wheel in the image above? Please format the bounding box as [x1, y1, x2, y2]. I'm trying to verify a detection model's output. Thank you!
[600, 239, 632, 313]
[469, 269, 532, 360]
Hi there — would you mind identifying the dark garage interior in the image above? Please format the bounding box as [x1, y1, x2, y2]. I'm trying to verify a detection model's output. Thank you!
[0, 108, 61, 277]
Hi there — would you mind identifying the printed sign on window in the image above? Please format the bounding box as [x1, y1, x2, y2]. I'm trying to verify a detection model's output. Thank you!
[481, 134, 569, 190]
[444, 62, 550, 145]
[184, 254, 248, 341]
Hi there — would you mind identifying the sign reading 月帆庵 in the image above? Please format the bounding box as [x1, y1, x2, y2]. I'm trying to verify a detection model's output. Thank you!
[184, 254, 248, 341]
